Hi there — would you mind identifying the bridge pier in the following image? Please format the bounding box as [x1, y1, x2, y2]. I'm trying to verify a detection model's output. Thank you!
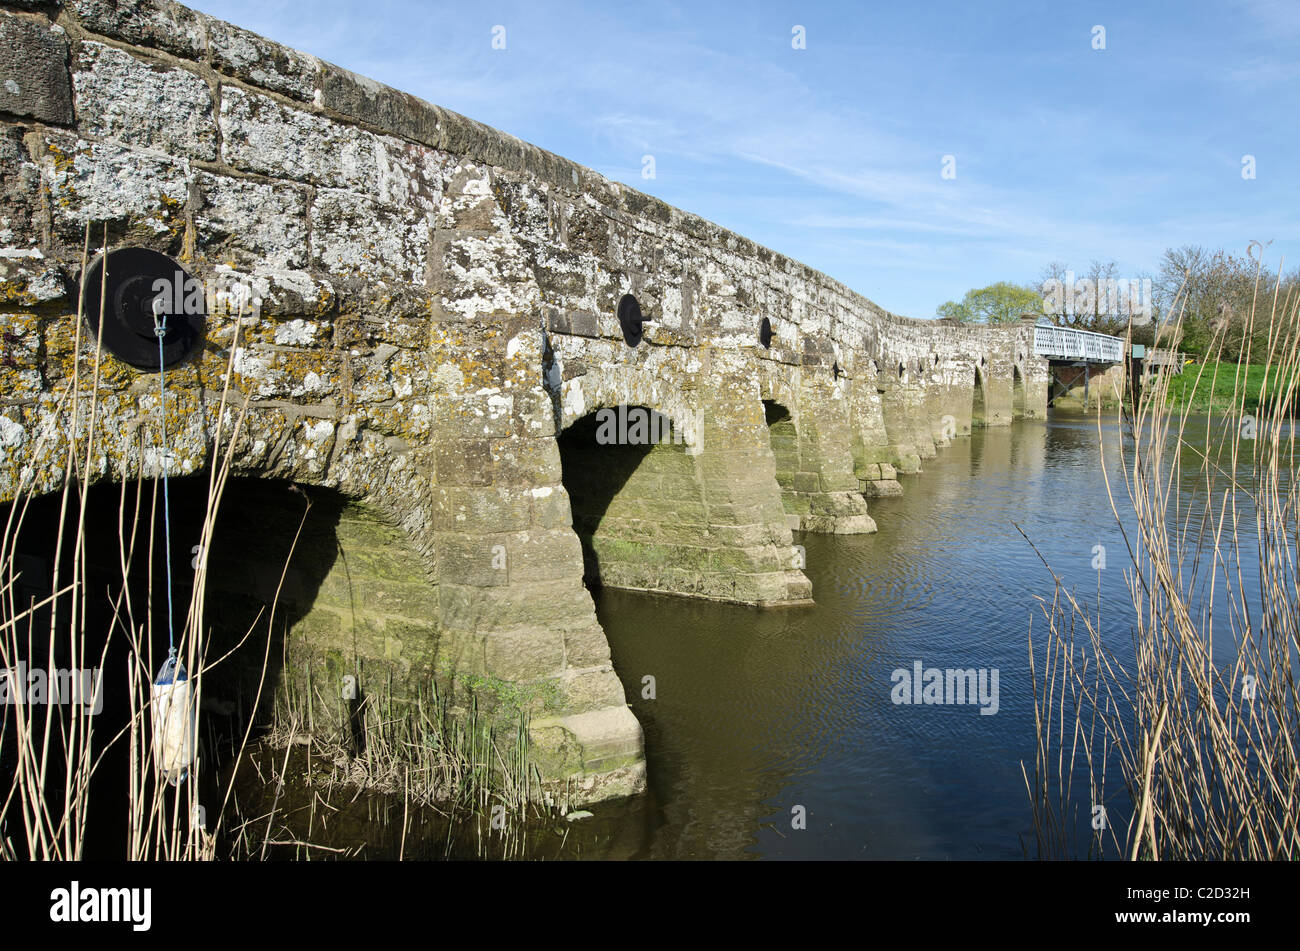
[980, 356, 1016, 425]
[422, 326, 647, 802]
[905, 367, 941, 461]
[848, 366, 904, 498]
[878, 369, 925, 474]
[936, 356, 977, 438]
[1047, 362, 1125, 410]
[759, 365, 876, 534]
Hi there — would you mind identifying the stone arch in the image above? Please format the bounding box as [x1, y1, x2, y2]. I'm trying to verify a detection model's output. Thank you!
[757, 363, 801, 417]
[0, 467, 439, 853]
[1, 388, 436, 568]
[756, 362, 876, 535]
[558, 403, 704, 596]
[557, 367, 702, 455]
[0, 378, 447, 723]
[556, 364, 808, 605]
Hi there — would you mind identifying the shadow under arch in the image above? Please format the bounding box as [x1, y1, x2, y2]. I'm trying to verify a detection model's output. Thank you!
[762, 399, 799, 515]
[0, 473, 438, 858]
[558, 405, 695, 594]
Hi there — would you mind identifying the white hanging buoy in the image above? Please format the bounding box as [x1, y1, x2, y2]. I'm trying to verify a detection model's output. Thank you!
[152, 652, 197, 786]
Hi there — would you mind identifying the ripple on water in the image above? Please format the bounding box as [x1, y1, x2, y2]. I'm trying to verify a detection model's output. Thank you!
[592, 417, 1233, 859]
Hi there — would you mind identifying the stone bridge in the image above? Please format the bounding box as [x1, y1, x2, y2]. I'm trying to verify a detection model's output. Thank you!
[0, 0, 1048, 801]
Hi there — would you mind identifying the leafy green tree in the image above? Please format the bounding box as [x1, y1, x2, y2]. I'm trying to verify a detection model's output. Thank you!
[936, 282, 1041, 324]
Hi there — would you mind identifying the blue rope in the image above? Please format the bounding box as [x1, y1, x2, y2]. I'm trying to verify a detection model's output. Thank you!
[153, 302, 176, 660]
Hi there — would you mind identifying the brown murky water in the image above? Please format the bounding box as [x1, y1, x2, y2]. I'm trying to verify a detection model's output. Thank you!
[208, 413, 1293, 859]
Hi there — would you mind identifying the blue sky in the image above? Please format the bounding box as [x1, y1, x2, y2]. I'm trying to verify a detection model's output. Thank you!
[191, 0, 1299, 319]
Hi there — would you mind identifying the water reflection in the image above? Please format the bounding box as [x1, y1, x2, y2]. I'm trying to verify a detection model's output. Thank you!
[591, 411, 1286, 859]
[247, 412, 1283, 860]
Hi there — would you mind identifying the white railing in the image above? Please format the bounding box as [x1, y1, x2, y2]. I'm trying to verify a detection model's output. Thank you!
[1033, 325, 1125, 363]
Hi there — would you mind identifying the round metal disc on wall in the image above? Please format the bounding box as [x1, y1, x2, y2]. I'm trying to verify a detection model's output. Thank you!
[759, 317, 772, 349]
[617, 293, 644, 347]
[80, 248, 204, 370]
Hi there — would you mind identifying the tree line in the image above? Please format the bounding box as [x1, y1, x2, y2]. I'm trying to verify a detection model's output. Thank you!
[935, 245, 1300, 362]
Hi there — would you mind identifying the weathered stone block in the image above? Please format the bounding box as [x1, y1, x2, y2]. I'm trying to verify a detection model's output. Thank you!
[431, 485, 533, 534]
[38, 133, 189, 246]
[206, 15, 321, 101]
[316, 64, 443, 147]
[792, 471, 820, 493]
[0, 13, 71, 125]
[0, 311, 44, 396]
[552, 309, 598, 338]
[374, 135, 444, 213]
[563, 622, 610, 668]
[195, 172, 310, 270]
[894, 451, 922, 474]
[72, 42, 216, 160]
[483, 627, 564, 682]
[0, 256, 67, 310]
[559, 667, 627, 715]
[231, 346, 341, 401]
[0, 128, 41, 247]
[490, 434, 562, 486]
[312, 188, 427, 285]
[861, 479, 904, 498]
[514, 533, 586, 587]
[437, 578, 588, 632]
[219, 86, 378, 191]
[435, 439, 492, 486]
[530, 485, 575, 529]
[706, 521, 774, 548]
[66, 0, 207, 59]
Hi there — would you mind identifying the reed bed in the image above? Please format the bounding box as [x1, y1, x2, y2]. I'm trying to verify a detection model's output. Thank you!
[260, 668, 558, 859]
[1024, 265, 1300, 860]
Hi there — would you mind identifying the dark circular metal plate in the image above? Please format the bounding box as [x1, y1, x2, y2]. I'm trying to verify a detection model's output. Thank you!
[617, 293, 644, 347]
[80, 248, 204, 370]
[759, 316, 772, 349]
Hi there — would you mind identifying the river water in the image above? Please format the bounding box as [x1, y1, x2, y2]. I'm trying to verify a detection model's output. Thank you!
[227, 410, 1278, 860]
[574, 410, 1279, 859]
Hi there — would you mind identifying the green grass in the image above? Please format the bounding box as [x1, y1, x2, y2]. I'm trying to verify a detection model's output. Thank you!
[1163, 362, 1298, 413]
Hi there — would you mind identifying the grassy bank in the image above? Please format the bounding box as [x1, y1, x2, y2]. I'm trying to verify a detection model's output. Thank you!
[1162, 361, 1297, 413]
